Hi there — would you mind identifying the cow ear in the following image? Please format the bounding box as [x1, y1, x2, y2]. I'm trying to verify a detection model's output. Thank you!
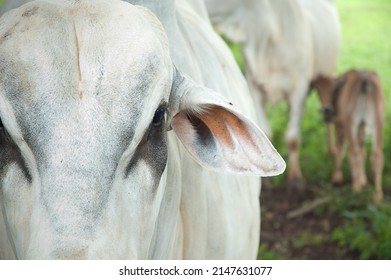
[333, 75, 346, 96]
[170, 70, 285, 177]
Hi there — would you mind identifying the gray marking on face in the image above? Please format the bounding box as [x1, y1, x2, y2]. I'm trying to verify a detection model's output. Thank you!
[0, 125, 32, 182]
[22, 6, 39, 18]
[125, 107, 168, 183]
[1, 22, 19, 42]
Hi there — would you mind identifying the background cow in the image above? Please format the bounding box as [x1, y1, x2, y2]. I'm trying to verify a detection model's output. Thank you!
[205, 0, 341, 187]
[314, 70, 385, 202]
[0, 0, 284, 259]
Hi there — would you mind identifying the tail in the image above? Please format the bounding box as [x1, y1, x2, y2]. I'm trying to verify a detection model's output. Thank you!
[360, 79, 368, 94]
[359, 72, 373, 95]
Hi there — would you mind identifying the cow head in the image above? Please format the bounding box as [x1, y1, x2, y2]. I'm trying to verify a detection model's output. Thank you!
[313, 75, 344, 123]
[0, 0, 284, 259]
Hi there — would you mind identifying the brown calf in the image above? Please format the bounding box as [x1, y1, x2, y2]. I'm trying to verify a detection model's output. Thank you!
[314, 69, 385, 201]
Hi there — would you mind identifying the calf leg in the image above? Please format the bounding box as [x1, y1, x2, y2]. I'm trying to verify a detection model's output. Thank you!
[371, 118, 384, 202]
[357, 122, 368, 187]
[346, 123, 365, 192]
[371, 147, 384, 202]
[326, 124, 336, 157]
[331, 123, 345, 185]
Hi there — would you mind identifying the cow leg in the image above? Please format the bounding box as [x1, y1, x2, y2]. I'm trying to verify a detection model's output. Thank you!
[371, 119, 384, 202]
[287, 136, 302, 186]
[371, 147, 384, 202]
[346, 123, 365, 192]
[357, 122, 368, 187]
[332, 122, 345, 185]
[326, 124, 337, 158]
[286, 82, 308, 187]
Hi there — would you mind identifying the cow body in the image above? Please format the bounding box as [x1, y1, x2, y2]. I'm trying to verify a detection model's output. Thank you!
[0, 0, 284, 259]
[205, 0, 341, 186]
[314, 70, 385, 202]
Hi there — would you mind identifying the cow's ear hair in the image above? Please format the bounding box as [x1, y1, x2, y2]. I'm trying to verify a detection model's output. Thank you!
[170, 69, 285, 177]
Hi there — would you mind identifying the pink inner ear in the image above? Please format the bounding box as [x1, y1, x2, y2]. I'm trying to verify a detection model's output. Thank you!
[172, 105, 255, 151]
[171, 80, 285, 176]
[196, 106, 256, 148]
[172, 105, 283, 175]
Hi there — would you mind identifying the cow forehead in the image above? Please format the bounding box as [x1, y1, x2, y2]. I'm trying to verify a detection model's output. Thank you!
[0, 1, 172, 156]
[0, 1, 171, 98]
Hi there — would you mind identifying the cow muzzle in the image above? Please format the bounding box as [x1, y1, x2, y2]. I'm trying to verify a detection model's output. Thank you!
[321, 107, 334, 123]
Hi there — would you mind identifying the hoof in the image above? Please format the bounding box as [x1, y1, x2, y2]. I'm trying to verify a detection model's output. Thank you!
[373, 191, 384, 203]
[332, 180, 344, 187]
[332, 172, 343, 186]
[352, 182, 363, 193]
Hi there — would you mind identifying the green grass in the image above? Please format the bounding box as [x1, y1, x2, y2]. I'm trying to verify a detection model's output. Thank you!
[331, 203, 391, 259]
[257, 244, 286, 260]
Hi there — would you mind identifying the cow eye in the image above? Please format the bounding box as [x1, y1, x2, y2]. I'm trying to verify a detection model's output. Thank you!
[152, 107, 167, 127]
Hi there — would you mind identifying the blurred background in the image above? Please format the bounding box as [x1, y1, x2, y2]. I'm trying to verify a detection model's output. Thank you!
[222, 0, 390, 259]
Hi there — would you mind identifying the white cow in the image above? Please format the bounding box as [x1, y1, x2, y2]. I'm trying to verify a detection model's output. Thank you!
[205, 0, 341, 186]
[0, 0, 285, 259]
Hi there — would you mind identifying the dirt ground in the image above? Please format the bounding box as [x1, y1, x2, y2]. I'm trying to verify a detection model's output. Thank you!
[259, 183, 359, 260]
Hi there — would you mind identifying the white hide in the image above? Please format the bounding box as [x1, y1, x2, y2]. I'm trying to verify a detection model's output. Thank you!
[0, 0, 285, 260]
[205, 0, 341, 181]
